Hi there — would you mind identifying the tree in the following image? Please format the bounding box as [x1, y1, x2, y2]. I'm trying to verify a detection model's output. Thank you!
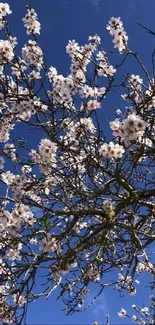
[0, 3, 154, 324]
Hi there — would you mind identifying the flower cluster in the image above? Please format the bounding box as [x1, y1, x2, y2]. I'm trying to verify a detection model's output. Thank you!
[30, 138, 57, 174]
[110, 113, 148, 145]
[116, 273, 137, 295]
[79, 85, 106, 98]
[0, 116, 14, 142]
[107, 17, 128, 52]
[22, 40, 43, 69]
[40, 233, 61, 253]
[0, 40, 14, 64]
[99, 141, 125, 158]
[118, 298, 155, 325]
[1, 171, 33, 201]
[49, 73, 77, 106]
[96, 50, 116, 77]
[81, 99, 101, 111]
[22, 5, 41, 35]
[0, 2, 11, 30]
[11, 98, 47, 121]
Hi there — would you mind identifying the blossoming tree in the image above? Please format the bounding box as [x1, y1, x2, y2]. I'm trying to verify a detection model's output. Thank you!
[0, 3, 154, 324]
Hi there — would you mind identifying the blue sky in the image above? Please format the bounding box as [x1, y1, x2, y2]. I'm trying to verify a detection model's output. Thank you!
[4, 0, 155, 324]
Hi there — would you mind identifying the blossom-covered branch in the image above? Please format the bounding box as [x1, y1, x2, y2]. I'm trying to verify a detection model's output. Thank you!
[0, 3, 154, 325]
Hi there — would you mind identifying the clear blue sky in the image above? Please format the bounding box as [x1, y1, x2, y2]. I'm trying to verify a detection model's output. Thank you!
[5, 0, 155, 324]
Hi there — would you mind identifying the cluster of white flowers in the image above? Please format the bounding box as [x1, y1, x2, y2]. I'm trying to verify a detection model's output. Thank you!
[0, 203, 35, 238]
[81, 99, 101, 111]
[11, 99, 36, 122]
[0, 2, 11, 30]
[66, 36, 102, 107]
[30, 138, 57, 175]
[22, 6, 41, 35]
[28, 70, 41, 80]
[11, 60, 26, 79]
[66, 39, 89, 83]
[117, 273, 136, 295]
[143, 79, 155, 108]
[1, 170, 15, 185]
[39, 138, 57, 159]
[13, 203, 35, 226]
[107, 17, 128, 52]
[79, 84, 106, 111]
[47, 33, 116, 110]
[0, 116, 14, 142]
[1, 171, 31, 201]
[11, 98, 47, 122]
[60, 150, 86, 174]
[4, 76, 29, 99]
[96, 50, 116, 77]
[22, 40, 43, 69]
[48, 66, 57, 80]
[0, 40, 14, 64]
[99, 141, 125, 158]
[0, 208, 21, 236]
[50, 74, 77, 105]
[118, 303, 154, 324]
[6, 242, 23, 261]
[110, 113, 148, 145]
[79, 85, 105, 98]
[40, 233, 61, 253]
[120, 74, 145, 107]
